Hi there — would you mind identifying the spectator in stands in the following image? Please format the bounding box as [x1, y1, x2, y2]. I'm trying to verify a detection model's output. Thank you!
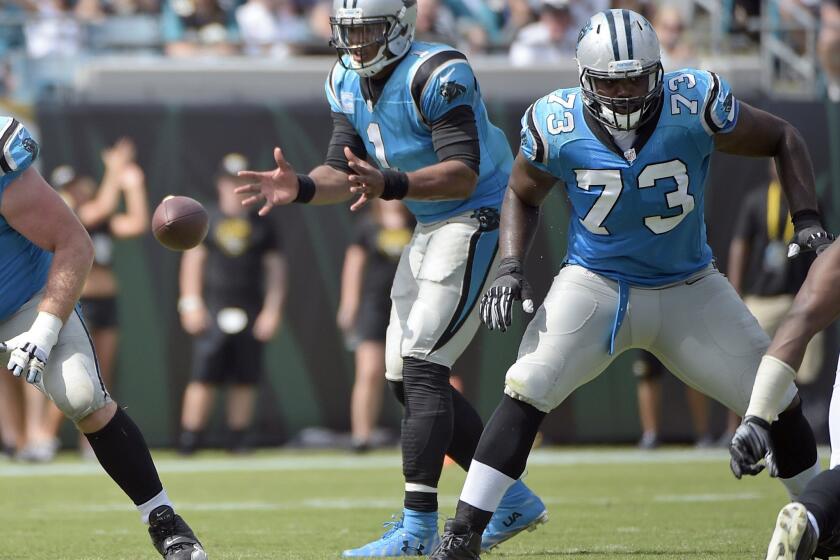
[819, 0, 840, 101]
[654, 3, 696, 70]
[509, 0, 576, 67]
[46, 138, 149, 457]
[725, 160, 825, 440]
[415, 0, 461, 48]
[178, 153, 287, 455]
[497, 0, 536, 45]
[23, 0, 86, 59]
[634, 351, 714, 450]
[163, 0, 240, 57]
[236, 0, 311, 57]
[337, 200, 413, 453]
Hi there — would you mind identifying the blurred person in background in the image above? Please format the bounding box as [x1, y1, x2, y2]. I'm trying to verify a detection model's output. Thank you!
[236, 0, 311, 57]
[820, 0, 840, 101]
[163, 0, 240, 57]
[634, 351, 714, 450]
[22, 0, 87, 59]
[337, 199, 413, 453]
[415, 0, 461, 48]
[178, 153, 287, 455]
[726, 159, 824, 440]
[654, 3, 695, 70]
[509, 0, 576, 67]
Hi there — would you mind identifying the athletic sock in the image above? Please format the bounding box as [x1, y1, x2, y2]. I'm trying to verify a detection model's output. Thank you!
[85, 407, 165, 508]
[799, 468, 840, 538]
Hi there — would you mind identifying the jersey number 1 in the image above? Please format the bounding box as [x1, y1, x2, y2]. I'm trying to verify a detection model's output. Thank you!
[576, 159, 694, 235]
[367, 123, 390, 169]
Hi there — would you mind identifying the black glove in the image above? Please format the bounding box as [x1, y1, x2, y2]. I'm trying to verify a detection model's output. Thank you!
[729, 416, 778, 479]
[479, 257, 535, 332]
[788, 210, 834, 257]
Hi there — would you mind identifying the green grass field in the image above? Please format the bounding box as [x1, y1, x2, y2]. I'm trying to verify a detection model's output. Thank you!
[0, 447, 815, 559]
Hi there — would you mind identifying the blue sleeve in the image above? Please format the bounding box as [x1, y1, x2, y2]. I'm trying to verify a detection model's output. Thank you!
[519, 100, 552, 175]
[420, 60, 477, 124]
[0, 119, 39, 202]
[325, 63, 343, 114]
[700, 71, 738, 135]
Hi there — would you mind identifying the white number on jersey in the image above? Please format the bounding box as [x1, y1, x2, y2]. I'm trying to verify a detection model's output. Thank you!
[668, 74, 698, 115]
[545, 93, 576, 134]
[366, 122, 390, 168]
[575, 169, 623, 235]
[575, 159, 694, 236]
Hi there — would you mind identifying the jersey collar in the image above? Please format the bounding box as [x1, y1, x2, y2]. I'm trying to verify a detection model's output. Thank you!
[582, 96, 664, 162]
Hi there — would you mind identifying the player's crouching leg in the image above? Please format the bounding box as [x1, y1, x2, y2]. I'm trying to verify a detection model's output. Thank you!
[45, 314, 207, 559]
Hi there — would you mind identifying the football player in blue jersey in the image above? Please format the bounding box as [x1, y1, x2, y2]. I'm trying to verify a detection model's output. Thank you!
[235, 0, 546, 556]
[429, 9, 832, 558]
[0, 118, 206, 560]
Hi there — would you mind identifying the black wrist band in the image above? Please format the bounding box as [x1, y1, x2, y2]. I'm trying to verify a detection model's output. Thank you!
[294, 174, 316, 204]
[381, 170, 409, 200]
[791, 209, 821, 229]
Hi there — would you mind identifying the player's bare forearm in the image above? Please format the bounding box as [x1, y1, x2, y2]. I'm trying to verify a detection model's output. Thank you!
[768, 241, 840, 367]
[39, 234, 94, 322]
[499, 153, 556, 260]
[405, 160, 477, 200]
[714, 103, 818, 214]
[309, 165, 356, 204]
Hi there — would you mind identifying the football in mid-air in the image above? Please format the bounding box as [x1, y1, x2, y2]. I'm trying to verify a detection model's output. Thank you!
[152, 195, 209, 251]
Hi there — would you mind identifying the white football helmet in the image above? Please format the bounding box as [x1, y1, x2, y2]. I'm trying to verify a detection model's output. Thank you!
[330, 0, 418, 78]
[576, 9, 663, 130]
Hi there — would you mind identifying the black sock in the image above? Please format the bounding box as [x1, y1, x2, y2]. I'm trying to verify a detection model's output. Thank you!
[474, 395, 545, 478]
[799, 467, 840, 538]
[178, 429, 201, 455]
[446, 386, 484, 471]
[401, 357, 454, 513]
[452, 396, 546, 534]
[770, 401, 818, 478]
[85, 407, 163, 506]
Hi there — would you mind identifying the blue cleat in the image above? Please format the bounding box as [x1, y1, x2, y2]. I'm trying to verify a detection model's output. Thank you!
[481, 480, 548, 552]
[343, 509, 440, 557]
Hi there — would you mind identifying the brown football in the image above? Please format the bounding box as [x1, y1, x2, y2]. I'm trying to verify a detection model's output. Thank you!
[152, 196, 209, 251]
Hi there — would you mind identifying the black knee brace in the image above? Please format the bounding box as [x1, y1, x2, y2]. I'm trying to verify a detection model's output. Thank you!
[400, 357, 453, 487]
[474, 395, 546, 479]
[800, 467, 840, 539]
[771, 400, 818, 479]
[388, 380, 405, 405]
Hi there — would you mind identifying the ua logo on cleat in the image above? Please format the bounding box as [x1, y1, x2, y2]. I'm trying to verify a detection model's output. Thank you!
[503, 512, 522, 528]
[401, 541, 424, 555]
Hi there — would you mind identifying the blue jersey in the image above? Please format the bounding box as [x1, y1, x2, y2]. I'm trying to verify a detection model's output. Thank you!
[522, 69, 738, 287]
[0, 118, 51, 321]
[326, 42, 512, 223]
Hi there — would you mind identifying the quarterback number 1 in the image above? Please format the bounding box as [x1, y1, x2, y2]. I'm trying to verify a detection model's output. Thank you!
[366, 122, 391, 168]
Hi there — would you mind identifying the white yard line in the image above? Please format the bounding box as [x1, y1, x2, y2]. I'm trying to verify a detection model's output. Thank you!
[0, 447, 829, 478]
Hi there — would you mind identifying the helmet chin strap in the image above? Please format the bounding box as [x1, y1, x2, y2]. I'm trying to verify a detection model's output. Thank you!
[599, 104, 642, 130]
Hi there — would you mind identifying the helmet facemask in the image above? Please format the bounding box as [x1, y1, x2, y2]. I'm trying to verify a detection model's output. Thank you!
[580, 59, 664, 131]
[330, 7, 413, 78]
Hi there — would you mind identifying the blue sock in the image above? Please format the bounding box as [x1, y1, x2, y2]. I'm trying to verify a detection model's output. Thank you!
[402, 508, 438, 534]
[498, 479, 532, 508]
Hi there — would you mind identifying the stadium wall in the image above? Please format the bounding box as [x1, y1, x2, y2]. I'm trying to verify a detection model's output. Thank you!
[35, 98, 840, 448]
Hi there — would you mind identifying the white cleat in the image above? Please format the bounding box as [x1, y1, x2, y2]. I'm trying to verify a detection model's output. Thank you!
[766, 502, 818, 560]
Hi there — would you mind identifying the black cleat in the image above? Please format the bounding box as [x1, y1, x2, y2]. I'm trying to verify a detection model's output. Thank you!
[429, 519, 482, 560]
[148, 505, 208, 560]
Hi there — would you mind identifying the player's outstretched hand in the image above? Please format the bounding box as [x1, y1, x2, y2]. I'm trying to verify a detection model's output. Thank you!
[235, 147, 298, 216]
[345, 147, 384, 212]
[729, 416, 778, 479]
[788, 218, 834, 258]
[1, 312, 62, 385]
[480, 257, 535, 332]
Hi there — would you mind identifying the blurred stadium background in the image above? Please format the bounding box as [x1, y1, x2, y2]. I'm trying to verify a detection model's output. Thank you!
[0, 0, 839, 451]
